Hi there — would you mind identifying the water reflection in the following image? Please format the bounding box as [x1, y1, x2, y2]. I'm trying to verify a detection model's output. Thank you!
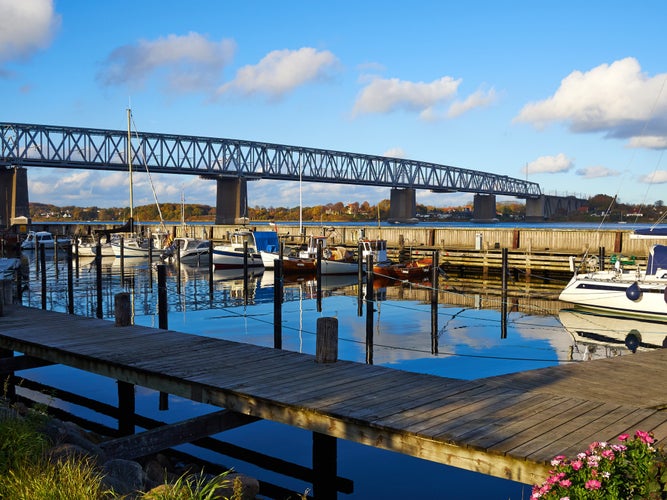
[559, 308, 667, 359]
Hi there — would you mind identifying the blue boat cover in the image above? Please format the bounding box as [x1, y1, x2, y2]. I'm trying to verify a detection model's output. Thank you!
[647, 244, 667, 274]
[634, 226, 667, 236]
[253, 231, 280, 253]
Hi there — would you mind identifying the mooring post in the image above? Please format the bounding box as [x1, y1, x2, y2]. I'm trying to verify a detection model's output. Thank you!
[96, 249, 103, 319]
[274, 258, 283, 349]
[157, 264, 168, 330]
[40, 243, 46, 310]
[117, 380, 135, 436]
[312, 431, 338, 500]
[114, 292, 131, 327]
[365, 253, 374, 365]
[599, 246, 605, 271]
[430, 250, 439, 354]
[501, 248, 508, 339]
[316, 239, 323, 312]
[315, 317, 338, 363]
[119, 236, 125, 279]
[357, 241, 364, 317]
[67, 243, 74, 315]
[156, 264, 169, 410]
[208, 240, 214, 298]
[243, 240, 249, 305]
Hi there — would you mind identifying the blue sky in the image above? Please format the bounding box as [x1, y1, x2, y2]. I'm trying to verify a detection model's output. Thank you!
[2, 0, 667, 210]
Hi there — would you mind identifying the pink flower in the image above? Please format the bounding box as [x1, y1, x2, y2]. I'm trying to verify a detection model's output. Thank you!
[601, 449, 615, 460]
[559, 478, 572, 487]
[571, 460, 583, 470]
[585, 479, 602, 490]
[618, 433, 630, 441]
[635, 430, 655, 444]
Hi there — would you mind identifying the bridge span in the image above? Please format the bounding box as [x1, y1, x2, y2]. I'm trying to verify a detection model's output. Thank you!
[0, 122, 574, 227]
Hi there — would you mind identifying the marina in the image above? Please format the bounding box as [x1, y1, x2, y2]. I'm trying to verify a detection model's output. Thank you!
[3, 231, 667, 498]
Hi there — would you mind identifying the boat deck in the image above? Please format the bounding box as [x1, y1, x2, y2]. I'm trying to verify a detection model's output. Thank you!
[2, 305, 667, 485]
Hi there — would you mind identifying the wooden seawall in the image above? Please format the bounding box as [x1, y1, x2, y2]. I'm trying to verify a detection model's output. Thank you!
[2, 305, 667, 487]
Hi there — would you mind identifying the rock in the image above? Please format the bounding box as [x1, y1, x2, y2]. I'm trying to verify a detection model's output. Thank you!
[101, 458, 147, 497]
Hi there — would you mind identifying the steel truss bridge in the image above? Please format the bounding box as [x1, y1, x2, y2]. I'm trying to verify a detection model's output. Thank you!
[0, 122, 542, 198]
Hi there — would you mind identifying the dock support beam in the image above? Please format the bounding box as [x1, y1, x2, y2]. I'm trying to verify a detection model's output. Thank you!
[387, 187, 417, 224]
[215, 177, 248, 225]
[0, 166, 30, 229]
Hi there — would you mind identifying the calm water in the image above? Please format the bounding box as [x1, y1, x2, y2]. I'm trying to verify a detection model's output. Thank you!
[14, 250, 646, 499]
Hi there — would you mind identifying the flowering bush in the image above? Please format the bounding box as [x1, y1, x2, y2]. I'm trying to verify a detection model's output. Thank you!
[532, 430, 667, 499]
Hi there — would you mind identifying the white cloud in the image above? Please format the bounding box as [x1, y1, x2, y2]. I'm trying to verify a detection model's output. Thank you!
[97, 32, 236, 93]
[522, 153, 573, 175]
[514, 57, 667, 148]
[0, 0, 60, 62]
[217, 47, 339, 99]
[575, 165, 621, 179]
[447, 88, 498, 118]
[640, 170, 667, 184]
[352, 76, 461, 117]
[382, 147, 406, 158]
[628, 135, 667, 149]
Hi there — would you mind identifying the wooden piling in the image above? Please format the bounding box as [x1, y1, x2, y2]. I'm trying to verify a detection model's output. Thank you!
[114, 292, 132, 327]
[315, 317, 338, 363]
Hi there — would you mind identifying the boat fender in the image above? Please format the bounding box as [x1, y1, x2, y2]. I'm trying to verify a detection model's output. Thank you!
[625, 330, 641, 353]
[664, 287, 667, 304]
[626, 282, 642, 301]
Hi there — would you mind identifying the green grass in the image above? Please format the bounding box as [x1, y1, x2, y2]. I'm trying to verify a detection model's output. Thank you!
[0, 404, 240, 499]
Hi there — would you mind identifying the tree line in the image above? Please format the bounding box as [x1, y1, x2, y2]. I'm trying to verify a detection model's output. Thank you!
[27, 194, 666, 223]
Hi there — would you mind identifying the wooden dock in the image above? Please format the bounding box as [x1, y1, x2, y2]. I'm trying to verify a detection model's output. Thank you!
[2, 305, 667, 486]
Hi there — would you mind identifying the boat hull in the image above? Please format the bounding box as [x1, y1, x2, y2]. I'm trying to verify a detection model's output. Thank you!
[559, 272, 667, 321]
[212, 248, 264, 270]
[282, 256, 359, 275]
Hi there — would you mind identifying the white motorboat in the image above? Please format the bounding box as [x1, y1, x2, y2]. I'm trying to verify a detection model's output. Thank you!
[559, 244, 667, 321]
[212, 230, 264, 270]
[161, 237, 210, 265]
[21, 231, 70, 250]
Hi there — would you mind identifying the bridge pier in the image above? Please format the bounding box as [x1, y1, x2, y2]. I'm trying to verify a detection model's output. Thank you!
[387, 188, 418, 224]
[0, 166, 30, 229]
[525, 195, 586, 221]
[215, 177, 248, 225]
[472, 194, 497, 222]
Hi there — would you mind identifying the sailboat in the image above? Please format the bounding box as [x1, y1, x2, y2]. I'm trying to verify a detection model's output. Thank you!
[110, 108, 170, 258]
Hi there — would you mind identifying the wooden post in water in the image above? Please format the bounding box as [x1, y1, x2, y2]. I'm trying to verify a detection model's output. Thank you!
[67, 243, 74, 315]
[40, 243, 46, 310]
[357, 241, 364, 317]
[114, 292, 131, 327]
[365, 253, 374, 365]
[156, 264, 169, 410]
[243, 241, 249, 305]
[316, 239, 323, 312]
[117, 380, 135, 436]
[119, 236, 125, 279]
[501, 248, 508, 339]
[312, 431, 337, 500]
[157, 264, 168, 330]
[208, 240, 214, 298]
[274, 258, 283, 349]
[96, 248, 103, 319]
[176, 239, 182, 295]
[430, 250, 439, 354]
[315, 317, 338, 363]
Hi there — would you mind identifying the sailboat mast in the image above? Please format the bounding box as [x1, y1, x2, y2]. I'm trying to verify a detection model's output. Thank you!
[127, 108, 134, 221]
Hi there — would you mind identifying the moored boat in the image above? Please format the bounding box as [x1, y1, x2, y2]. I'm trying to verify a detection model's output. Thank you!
[360, 238, 432, 281]
[558, 244, 667, 321]
[282, 235, 358, 275]
[161, 237, 210, 265]
[212, 230, 264, 270]
[21, 231, 70, 250]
